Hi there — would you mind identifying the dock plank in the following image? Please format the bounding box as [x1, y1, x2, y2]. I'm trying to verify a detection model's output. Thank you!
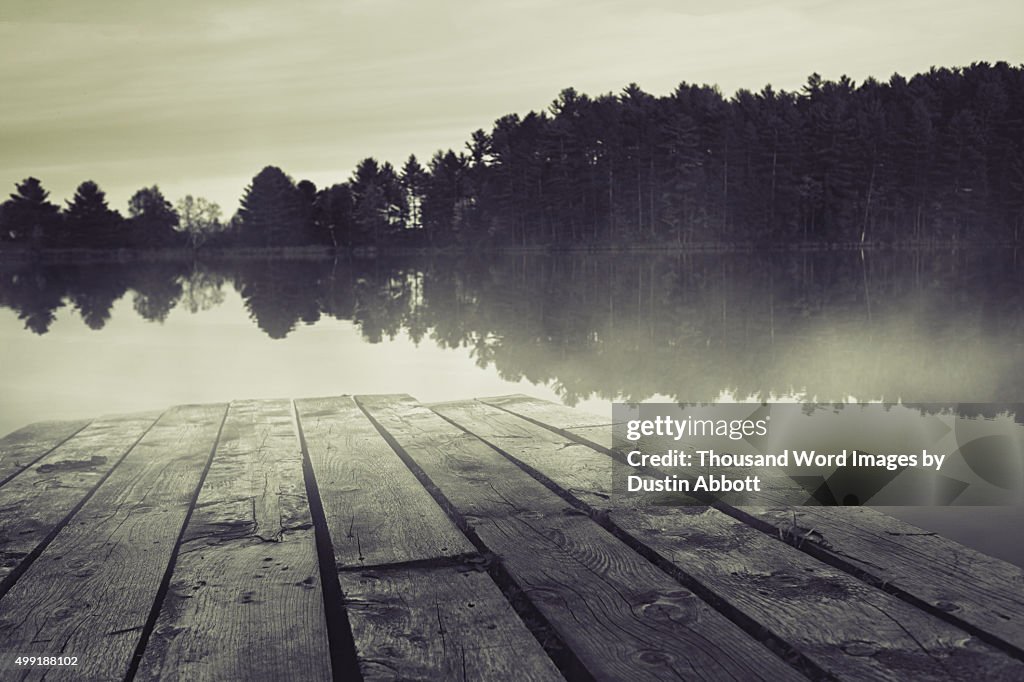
[344, 565, 563, 682]
[0, 412, 161, 591]
[0, 404, 226, 682]
[359, 394, 802, 682]
[439, 399, 1024, 680]
[297, 396, 559, 681]
[481, 395, 1024, 655]
[296, 396, 472, 567]
[0, 419, 92, 487]
[136, 399, 331, 682]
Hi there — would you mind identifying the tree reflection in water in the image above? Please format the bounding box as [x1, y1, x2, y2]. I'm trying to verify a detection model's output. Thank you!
[0, 250, 1021, 405]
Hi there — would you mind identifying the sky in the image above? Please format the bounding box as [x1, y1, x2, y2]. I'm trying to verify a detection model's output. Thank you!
[2, 0, 1023, 214]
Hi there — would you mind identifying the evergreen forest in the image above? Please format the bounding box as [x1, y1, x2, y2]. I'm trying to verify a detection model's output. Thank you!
[2, 63, 1023, 250]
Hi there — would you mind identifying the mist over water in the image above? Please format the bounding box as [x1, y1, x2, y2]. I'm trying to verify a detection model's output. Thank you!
[1, 248, 1022, 563]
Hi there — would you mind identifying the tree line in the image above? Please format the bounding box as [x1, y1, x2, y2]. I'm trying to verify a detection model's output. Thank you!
[0, 180, 223, 250]
[2, 62, 1023, 250]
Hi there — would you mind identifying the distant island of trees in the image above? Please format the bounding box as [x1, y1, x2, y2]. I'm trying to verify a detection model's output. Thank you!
[2, 62, 1023, 251]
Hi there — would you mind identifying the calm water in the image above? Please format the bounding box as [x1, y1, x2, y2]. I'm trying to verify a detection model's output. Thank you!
[1, 250, 1022, 564]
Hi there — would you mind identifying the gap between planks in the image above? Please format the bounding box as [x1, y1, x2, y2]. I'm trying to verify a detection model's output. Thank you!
[478, 394, 1024, 660]
[435, 398, 1024, 680]
[358, 394, 805, 682]
[297, 395, 563, 681]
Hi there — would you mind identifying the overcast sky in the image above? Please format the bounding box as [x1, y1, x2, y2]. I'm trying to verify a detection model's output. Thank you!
[2, 0, 1022, 214]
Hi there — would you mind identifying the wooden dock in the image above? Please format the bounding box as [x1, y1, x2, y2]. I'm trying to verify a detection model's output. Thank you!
[1, 395, 1023, 681]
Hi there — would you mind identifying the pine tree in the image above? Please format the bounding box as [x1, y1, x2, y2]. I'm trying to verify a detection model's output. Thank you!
[0, 177, 61, 247]
[237, 166, 305, 247]
[63, 181, 124, 248]
[401, 155, 428, 231]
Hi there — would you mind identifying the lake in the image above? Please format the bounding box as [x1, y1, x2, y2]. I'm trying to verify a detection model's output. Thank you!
[1, 249, 1022, 565]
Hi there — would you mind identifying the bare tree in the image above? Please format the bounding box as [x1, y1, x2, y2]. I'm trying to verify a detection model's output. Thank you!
[175, 195, 222, 249]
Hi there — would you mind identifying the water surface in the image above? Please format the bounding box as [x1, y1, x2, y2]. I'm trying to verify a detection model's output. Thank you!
[1, 250, 1022, 564]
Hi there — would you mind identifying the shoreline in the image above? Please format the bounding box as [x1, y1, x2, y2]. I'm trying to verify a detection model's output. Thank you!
[0, 240, 1020, 263]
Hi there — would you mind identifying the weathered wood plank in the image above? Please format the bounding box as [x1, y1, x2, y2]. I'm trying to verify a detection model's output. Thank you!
[298, 395, 559, 681]
[358, 394, 801, 682]
[295, 396, 473, 567]
[0, 411, 161, 591]
[482, 395, 615, 431]
[340, 564, 563, 682]
[0, 419, 92, 487]
[440, 399, 1024, 680]
[0, 404, 226, 682]
[136, 399, 331, 682]
[481, 395, 1024, 654]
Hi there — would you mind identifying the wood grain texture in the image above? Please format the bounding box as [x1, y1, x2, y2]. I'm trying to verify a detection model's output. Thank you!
[136, 399, 331, 682]
[0, 419, 92, 487]
[0, 404, 226, 682]
[359, 394, 801, 682]
[481, 395, 1024, 654]
[339, 564, 563, 682]
[299, 396, 555, 679]
[480, 394, 619, 429]
[440, 399, 1024, 681]
[296, 395, 473, 568]
[0, 411, 161, 590]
